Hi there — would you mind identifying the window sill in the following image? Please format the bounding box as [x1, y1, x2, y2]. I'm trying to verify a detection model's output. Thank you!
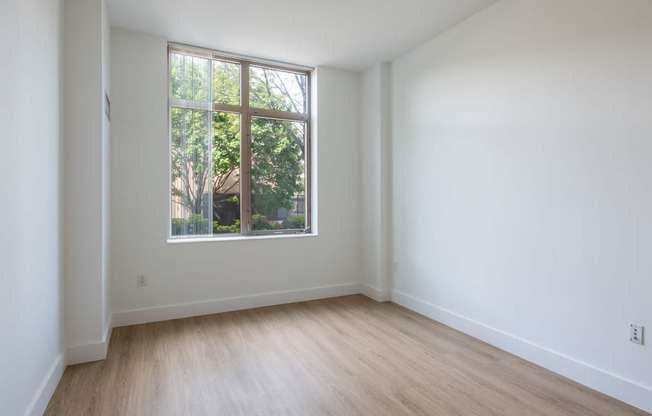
[167, 232, 317, 245]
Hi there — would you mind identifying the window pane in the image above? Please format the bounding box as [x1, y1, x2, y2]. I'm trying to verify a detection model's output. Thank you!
[249, 66, 307, 113]
[212, 112, 241, 234]
[250, 117, 306, 231]
[170, 53, 210, 102]
[171, 107, 212, 236]
[212, 60, 240, 106]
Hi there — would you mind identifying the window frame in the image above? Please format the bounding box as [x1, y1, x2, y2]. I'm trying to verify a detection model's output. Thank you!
[168, 44, 312, 239]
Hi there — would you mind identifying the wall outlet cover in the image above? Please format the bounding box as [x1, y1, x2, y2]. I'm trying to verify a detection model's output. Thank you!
[137, 274, 147, 287]
[629, 324, 644, 345]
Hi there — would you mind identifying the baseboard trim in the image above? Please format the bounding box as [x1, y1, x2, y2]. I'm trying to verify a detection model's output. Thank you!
[66, 340, 108, 365]
[360, 283, 391, 302]
[113, 282, 362, 327]
[66, 315, 113, 365]
[391, 290, 652, 414]
[25, 353, 65, 416]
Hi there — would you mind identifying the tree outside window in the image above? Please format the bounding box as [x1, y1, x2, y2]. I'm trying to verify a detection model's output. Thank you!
[169, 46, 310, 237]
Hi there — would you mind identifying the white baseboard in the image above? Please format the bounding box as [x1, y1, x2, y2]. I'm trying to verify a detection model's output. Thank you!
[391, 290, 652, 414]
[113, 282, 362, 327]
[360, 283, 391, 302]
[66, 339, 108, 365]
[25, 354, 65, 416]
[66, 315, 113, 365]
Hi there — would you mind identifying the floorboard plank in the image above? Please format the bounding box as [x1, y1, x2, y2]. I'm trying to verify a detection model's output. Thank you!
[45, 295, 649, 416]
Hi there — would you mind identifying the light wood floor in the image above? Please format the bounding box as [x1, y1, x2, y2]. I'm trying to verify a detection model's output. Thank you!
[45, 295, 649, 416]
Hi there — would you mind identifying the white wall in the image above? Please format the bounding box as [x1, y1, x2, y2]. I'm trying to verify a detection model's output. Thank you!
[360, 63, 392, 301]
[0, 0, 65, 415]
[110, 29, 361, 322]
[391, 0, 652, 412]
[64, 0, 112, 364]
[101, 0, 112, 343]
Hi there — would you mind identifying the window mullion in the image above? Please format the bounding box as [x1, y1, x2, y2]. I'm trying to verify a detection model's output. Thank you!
[212, 103, 243, 113]
[306, 71, 312, 232]
[208, 58, 213, 235]
[240, 62, 252, 235]
[249, 108, 308, 122]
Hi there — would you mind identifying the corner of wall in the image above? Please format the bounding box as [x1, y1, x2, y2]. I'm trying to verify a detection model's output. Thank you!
[64, 0, 111, 364]
[360, 283, 391, 302]
[25, 354, 66, 416]
[359, 62, 393, 297]
[66, 317, 113, 366]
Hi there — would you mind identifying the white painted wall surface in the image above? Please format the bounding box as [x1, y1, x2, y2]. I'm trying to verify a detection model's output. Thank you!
[360, 63, 392, 301]
[101, 0, 112, 342]
[0, 0, 65, 414]
[361, 66, 382, 293]
[64, 0, 111, 363]
[391, 0, 652, 412]
[110, 29, 361, 318]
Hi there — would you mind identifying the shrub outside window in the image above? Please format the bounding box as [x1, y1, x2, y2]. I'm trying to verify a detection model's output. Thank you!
[169, 45, 311, 238]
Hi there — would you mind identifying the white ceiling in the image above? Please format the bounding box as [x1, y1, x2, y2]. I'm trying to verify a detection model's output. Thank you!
[107, 0, 496, 72]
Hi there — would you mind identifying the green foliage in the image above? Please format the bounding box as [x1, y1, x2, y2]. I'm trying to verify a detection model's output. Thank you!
[170, 107, 211, 216]
[248, 67, 306, 218]
[171, 214, 210, 236]
[251, 214, 279, 230]
[170, 53, 307, 230]
[249, 66, 307, 113]
[188, 214, 210, 234]
[212, 60, 240, 105]
[170, 53, 211, 101]
[171, 218, 186, 236]
[213, 219, 240, 234]
[290, 216, 305, 229]
[251, 118, 304, 216]
[212, 112, 240, 205]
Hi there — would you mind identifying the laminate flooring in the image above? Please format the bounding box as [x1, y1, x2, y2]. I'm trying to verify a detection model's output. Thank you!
[44, 295, 649, 415]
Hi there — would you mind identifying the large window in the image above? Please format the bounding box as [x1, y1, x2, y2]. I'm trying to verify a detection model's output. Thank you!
[169, 45, 311, 238]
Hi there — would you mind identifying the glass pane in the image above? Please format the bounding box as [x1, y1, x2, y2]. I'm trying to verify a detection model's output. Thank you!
[249, 66, 307, 113]
[212, 60, 240, 106]
[170, 53, 210, 102]
[212, 112, 241, 234]
[250, 117, 306, 231]
[170, 107, 212, 236]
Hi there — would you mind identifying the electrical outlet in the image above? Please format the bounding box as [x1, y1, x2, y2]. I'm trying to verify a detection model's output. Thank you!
[137, 274, 148, 287]
[629, 324, 644, 345]
[393, 262, 398, 273]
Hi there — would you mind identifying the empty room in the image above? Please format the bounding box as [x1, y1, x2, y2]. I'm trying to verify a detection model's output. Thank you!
[1, 0, 651, 414]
